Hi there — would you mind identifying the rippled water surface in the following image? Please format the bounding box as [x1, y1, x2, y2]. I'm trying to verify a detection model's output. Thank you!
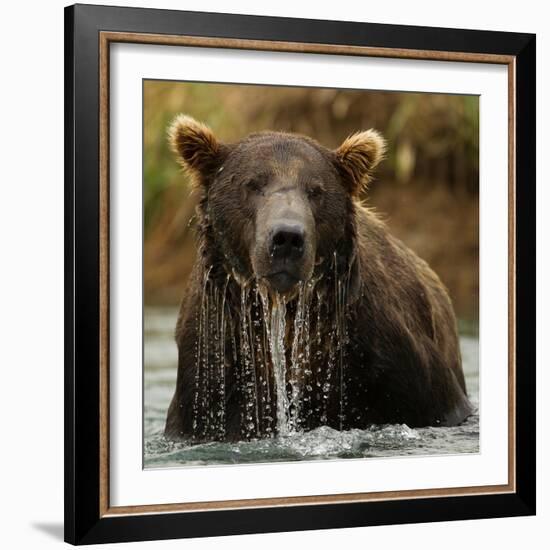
[144, 307, 479, 468]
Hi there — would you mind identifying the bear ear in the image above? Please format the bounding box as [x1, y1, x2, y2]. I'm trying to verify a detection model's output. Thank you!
[168, 114, 226, 185]
[334, 130, 386, 195]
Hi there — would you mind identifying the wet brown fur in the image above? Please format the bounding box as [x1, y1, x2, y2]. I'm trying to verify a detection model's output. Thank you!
[164, 116, 472, 441]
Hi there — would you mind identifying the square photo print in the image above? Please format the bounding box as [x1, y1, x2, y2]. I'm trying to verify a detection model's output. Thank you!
[143, 80, 479, 468]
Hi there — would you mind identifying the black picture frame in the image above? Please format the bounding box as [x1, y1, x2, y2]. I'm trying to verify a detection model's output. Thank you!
[65, 3, 536, 545]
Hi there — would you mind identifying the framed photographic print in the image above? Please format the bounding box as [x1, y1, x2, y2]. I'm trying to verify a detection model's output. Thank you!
[64, 3, 536, 545]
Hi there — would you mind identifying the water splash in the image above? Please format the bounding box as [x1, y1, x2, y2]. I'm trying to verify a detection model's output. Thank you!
[145, 306, 479, 467]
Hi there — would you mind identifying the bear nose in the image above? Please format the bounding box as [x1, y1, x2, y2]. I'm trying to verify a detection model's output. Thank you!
[270, 223, 305, 261]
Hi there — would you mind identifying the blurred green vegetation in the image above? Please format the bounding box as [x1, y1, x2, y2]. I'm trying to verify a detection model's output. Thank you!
[144, 81, 479, 320]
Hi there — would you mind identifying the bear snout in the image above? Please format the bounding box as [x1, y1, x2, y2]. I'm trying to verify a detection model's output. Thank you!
[265, 222, 309, 292]
[269, 222, 305, 262]
[252, 193, 316, 294]
[263, 227, 307, 293]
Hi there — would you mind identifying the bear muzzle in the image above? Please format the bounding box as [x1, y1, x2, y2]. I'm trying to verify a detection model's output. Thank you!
[262, 222, 306, 292]
[252, 189, 316, 294]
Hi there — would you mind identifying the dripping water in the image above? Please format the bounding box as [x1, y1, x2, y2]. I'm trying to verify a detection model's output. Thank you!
[268, 291, 289, 436]
[191, 262, 350, 440]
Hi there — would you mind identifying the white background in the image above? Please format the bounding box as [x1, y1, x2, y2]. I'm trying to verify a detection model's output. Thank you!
[0, 0, 547, 548]
[111, 44, 509, 506]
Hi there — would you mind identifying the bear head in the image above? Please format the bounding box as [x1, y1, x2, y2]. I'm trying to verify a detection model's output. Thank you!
[168, 115, 385, 296]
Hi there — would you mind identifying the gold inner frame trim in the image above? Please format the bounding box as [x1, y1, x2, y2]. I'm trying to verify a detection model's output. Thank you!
[98, 31, 517, 518]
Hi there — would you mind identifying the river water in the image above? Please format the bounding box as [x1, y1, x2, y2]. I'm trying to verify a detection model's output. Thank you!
[144, 306, 479, 468]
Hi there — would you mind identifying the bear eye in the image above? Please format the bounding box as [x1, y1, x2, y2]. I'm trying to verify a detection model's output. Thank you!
[245, 177, 265, 194]
[307, 184, 324, 199]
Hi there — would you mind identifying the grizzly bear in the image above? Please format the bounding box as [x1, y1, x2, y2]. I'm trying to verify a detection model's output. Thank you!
[164, 114, 473, 442]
